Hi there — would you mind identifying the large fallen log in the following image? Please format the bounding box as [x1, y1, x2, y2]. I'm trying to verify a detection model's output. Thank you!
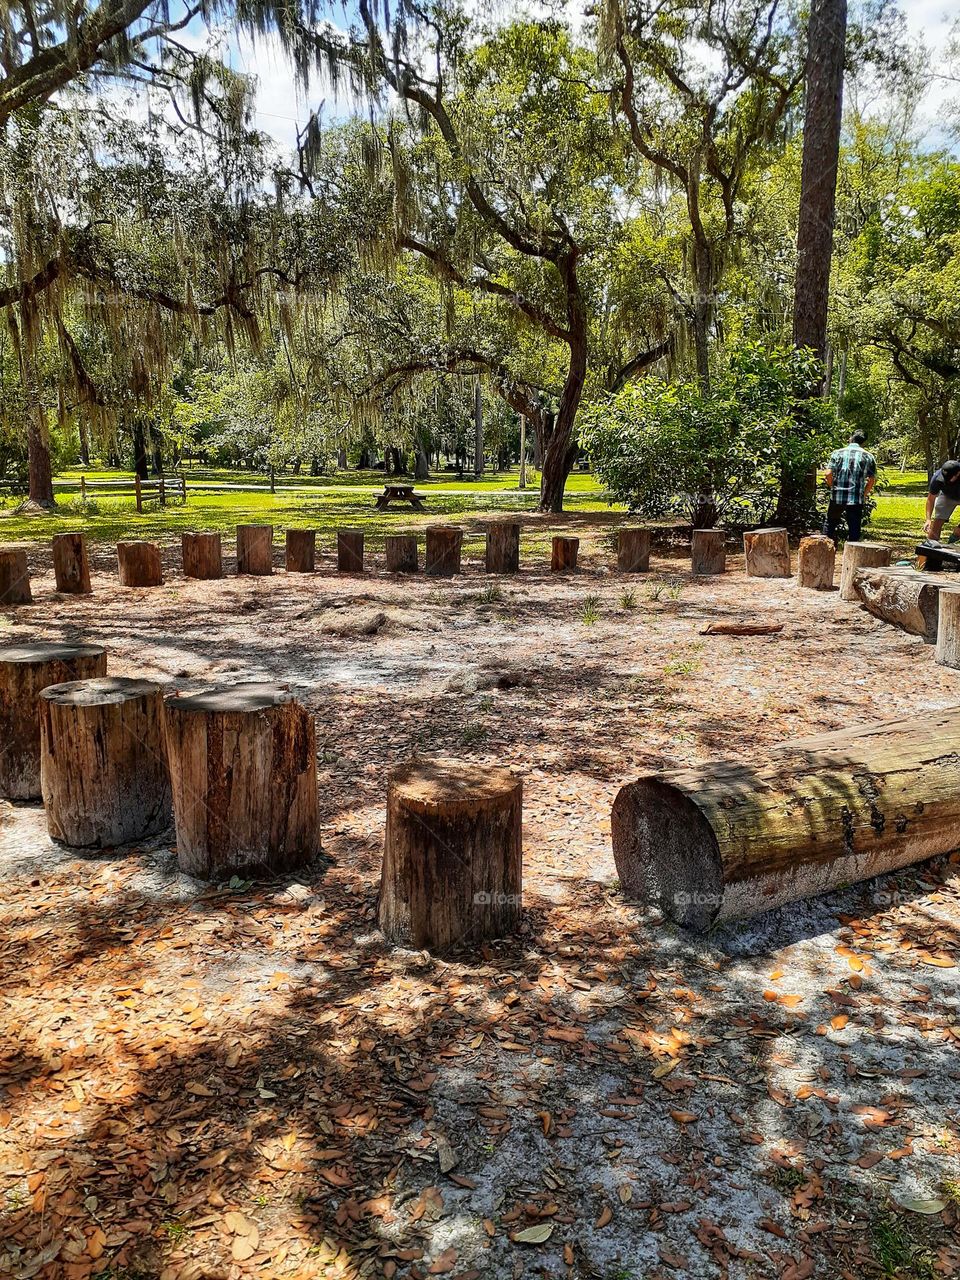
[853, 567, 958, 642]
[611, 708, 960, 931]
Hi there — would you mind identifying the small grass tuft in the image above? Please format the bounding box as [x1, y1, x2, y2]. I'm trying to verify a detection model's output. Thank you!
[579, 594, 601, 625]
[619, 588, 637, 610]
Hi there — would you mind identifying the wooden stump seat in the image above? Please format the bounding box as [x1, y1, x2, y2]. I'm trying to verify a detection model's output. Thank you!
[618, 527, 651, 573]
[485, 522, 520, 574]
[935, 585, 960, 670]
[839, 541, 892, 601]
[798, 535, 836, 590]
[743, 527, 790, 578]
[385, 534, 418, 573]
[0, 545, 33, 605]
[236, 525, 274, 575]
[52, 533, 92, 594]
[691, 529, 725, 575]
[425, 526, 463, 576]
[551, 536, 579, 572]
[285, 528, 316, 574]
[117, 540, 162, 587]
[338, 530, 364, 573]
[182, 531, 222, 580]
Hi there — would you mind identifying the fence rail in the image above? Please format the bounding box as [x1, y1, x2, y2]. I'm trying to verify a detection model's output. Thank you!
[0, 474, 187, 512]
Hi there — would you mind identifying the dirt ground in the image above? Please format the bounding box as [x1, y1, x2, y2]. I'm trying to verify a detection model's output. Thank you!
[2, 524, 960, 1280]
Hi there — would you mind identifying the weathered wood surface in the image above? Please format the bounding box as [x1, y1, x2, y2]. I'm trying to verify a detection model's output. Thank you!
[285, 528, 316, 573]
[618, 527, 651, 573]
[39, 677, 170, 847]
[551, 536, 579, 572]
[611, 708, 960, 931]
[853, 567, 956, 642]
[691, 529, 725, 575]
[936, 586, 960, 670]
[236, 525, 274, 575]
[839, 540, 891, 601]
[425, 526, 463, 576]
[378, 758, 522, 951]
[117, 540, 162, 588]
[700, 621, 782, 636]
[743, 527, 791, 578]
[182, 531, 222, 580]
[485, 522, 520, 574]
[0, 545, 32, 605]
[385, 535, 418, 573]
[163, 682, 320, 879]
[798, 535, 835, 590]
[337, 530, 364, 573]
[0, 643, 107, 799]
[52, 533, 92, 594]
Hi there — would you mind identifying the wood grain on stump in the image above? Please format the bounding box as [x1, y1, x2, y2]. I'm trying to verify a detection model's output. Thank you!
[612, 708, 960, 931]
[117, 540, 162, 588]
[379, 758, 522, 951]
[485, 522, 520, 574]
[798, 535, 836, 590]
[182, 531, 222, 580]
[285, 528, 316, 574]
[39, 677, 170, 847]
[163, 682, 320, 879]
[236, 525, 274, 575]
[618, 527, 651, 573]
[425, 526, 463, 576]
[743, 527, 791, 578]
[385, 535, 418, 573]
[52, 533, 92, 594]
[839, 541, 892, 601]
[337, 531, 364, 573]
[0, 643, 107, 800]
[551, 536, 579, 572]
[936, 586, 960, 670]
[0, 546, 32, 605]
[691, 529, 726, 575]
[853, 568, 949, 641]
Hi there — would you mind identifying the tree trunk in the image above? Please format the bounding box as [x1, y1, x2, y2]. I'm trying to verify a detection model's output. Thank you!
[611, 707, 960, 931]
[474, 381, 483, 478]
[691, 529, 726, 575]
[743, 528, 791, 578]
[0, 642, 106, 799]
[39, 677, 171, 848]
[618, 527, 652, 573]
[538, 255, 587, 513]
[486, 522, 521, 574]
[385, 535, 418, 573]
[52, 532, 92, 594]
[415, 448, 430, 481]
[182, 531, 222, 580]
[551, 536, 579, 572]
[285, 529, 316, 574]
[27, 416, 55, 507]
[236, 525, 274, 576]
[117, 540, 163, 587]
[425, 526, 463, 577]
[839, 540, 891, 601]
[337, 531, 364, 573]
[852, 568, 947, 641]
[0, 546, 33, 604]
[936, 586, 960, 670]
[132, 422, 150, 481]
[78, 420, 90, 467]
[378, 758, 522, 951]
[798, 534, 836, 590]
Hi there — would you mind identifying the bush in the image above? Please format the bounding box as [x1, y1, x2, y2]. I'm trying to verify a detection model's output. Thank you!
[580, 343, 840, 529]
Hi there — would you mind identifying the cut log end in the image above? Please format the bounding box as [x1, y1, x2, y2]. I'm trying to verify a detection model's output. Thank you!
[743, 527, 791, 578]
[839, 541, 892, 601]
[171, 681, 294, 715]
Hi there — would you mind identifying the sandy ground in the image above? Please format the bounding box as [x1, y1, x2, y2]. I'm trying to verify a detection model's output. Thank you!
[2, 530, 960, 1280]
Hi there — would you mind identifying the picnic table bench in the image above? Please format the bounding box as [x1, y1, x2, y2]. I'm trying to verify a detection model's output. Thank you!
[916, 541, 960, 572]
[375, 484, 426, 511]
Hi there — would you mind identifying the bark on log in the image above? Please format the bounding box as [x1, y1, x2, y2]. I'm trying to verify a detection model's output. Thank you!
[839, 540, 892, 601]
[236, 525, 274, 575]
[551, 536, 579, 572]
[337, 530, 365, 573]
[853, 568, 952, 642]
[117, 540, 162, 588]
[743, 527, 791, 578]
[485, 522, 520, 574]
[385, 535, 418, 573]
[0, 546, 32, 605]
[163, 682, 320, 879]
[39, 677, 171, 847]
[425, 526, 463, 576]
[182, 531, 222, 580]
[618, 527, 651, 573]
[798, 534, 836, 590]
[936, 586, 960, 670]
[52, 533, 92, 594]
[0, 643, 106, 799]
[611, 708, 960, 931]
[285, 528, 316, 574]
[378, 758, 522, 951]
[691, 529, 726, 575]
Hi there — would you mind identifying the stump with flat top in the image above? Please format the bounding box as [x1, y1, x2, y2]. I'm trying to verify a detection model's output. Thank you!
[182, 531, 222, 580]
[338, 530, 364, 573]
[743, 527, 791, 578]
[551, 536, 579, 572]
[425, 526, 463, 577]
[385, 534, 418, 573]
[618, 527, 651, 573]
[691, 529, 725, 576]
[485, 522, 520, 574]
[798, 535, 836, 590]
[379, 758, 522, 951]
[163, 682, 320, 879]
[236, 525, 273, 575]
[936, 586, 960, 670]
[39, 677, 170, 847]
[117, 540, 162, 588]
[839, 540, 892, 602]
[0, 643, 107, 799]
[611, 708, 960, 931]
[0, 546, 32, 605]
[52, 533, 92, 594]
[285, 528, 316, 574]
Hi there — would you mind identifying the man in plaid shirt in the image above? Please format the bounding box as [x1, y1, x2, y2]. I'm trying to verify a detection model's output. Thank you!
[822, 431, 877, 543]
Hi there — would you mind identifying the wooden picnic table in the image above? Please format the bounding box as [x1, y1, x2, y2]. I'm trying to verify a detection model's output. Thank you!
[375, 484, 426, 511]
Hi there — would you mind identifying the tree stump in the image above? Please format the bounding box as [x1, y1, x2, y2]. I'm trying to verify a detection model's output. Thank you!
[839, 540, 892, 602]
[385, 535, 418, 573]
[0, 546, 32, 605]
[338, 530, 364, 573]
[798, 534, 836, 590]
[0, 643, 107, 799]
[425, 526, 463, 576]
[936, 586, 960, 670]
[378, 758, 522, 951]
[691, 529, 726, 575]
[853, 568, 947, 641]
[163, 683, 320, 879]
[285, 528, 316, 573]
[485, 522, 520, 574]
[611, 708, 960, 931]
[117, 540, 162, 588]
[743, 527, 791, 578]
[39, 677, 170, 847]
[52, 533, 92, 594]
[551, 536, 579, 572]
[182, 531, 222, 580]
[236, 525, 274, 575]
[618, 527, 651, 573]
